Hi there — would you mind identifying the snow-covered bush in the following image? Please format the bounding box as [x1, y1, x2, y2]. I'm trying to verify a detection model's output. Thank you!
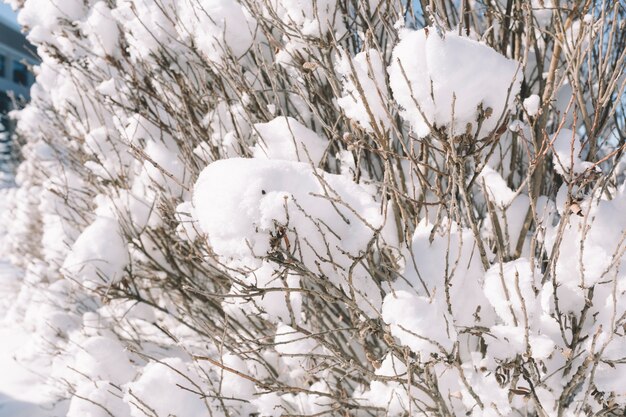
[1, 0, 625, 416]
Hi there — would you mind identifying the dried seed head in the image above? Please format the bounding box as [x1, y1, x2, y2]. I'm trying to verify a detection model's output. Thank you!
[383, 332, 395, 345]
[365, 351, 380, 369]
[569, 202, 583, 217]
[302, 61, 318, 72]
[562, 347, 573, 359]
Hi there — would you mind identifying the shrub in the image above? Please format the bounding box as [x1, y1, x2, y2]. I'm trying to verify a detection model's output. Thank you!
[2, 0, 625, 416]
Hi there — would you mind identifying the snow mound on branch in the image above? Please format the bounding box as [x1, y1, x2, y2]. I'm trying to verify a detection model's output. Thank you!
[124, 358, 206, 417]
[62, 216, 129, 287]
[252, 116, 328, 165]
[193, 158, 383, 269]
[382, 290, 455, 357]
[176, 0, 257, 63]
[478, 165, 517, 206]
[486, 324, 555, 361]
[523, 94, 541, 116]
[478, 167, 532, 254]
[71, 336, 135, 384]
[81, 2, 120, 58]
[483, 258, 540, 326]
[545, 183, 626, 312]
[401, 220, 494, 328]
[112, 0, 179, 61]
[193, 158, 387, 313]
[389, 28, 521, 138]
[337, 48, 391, 132]
[18, 0, 87, 44]
[125, 355, 257, 417]
[67, 381, 130, 417]
[551, 128, 595, 178]
[268, 0, 342, 37]
[356, 353, 411, 413]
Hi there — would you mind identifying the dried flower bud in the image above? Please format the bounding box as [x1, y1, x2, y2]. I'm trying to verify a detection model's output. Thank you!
[302, 62, 318, 72]
[569, 202, 583, 217]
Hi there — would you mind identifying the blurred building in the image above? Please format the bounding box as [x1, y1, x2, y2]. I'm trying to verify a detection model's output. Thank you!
[0, 18, 37, 181]
[0, 19, 36, 114]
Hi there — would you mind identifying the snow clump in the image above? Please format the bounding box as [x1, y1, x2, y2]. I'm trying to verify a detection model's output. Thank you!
[523, 94, 541, 116]
[389, 28, 522, 138]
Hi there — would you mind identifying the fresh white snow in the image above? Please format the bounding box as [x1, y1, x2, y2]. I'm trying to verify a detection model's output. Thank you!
[0, 264, 67, 417]
[0, 1, 624, 416]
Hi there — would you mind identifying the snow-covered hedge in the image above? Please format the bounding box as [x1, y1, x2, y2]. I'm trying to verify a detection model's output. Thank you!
[1, 0, 625, 416]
